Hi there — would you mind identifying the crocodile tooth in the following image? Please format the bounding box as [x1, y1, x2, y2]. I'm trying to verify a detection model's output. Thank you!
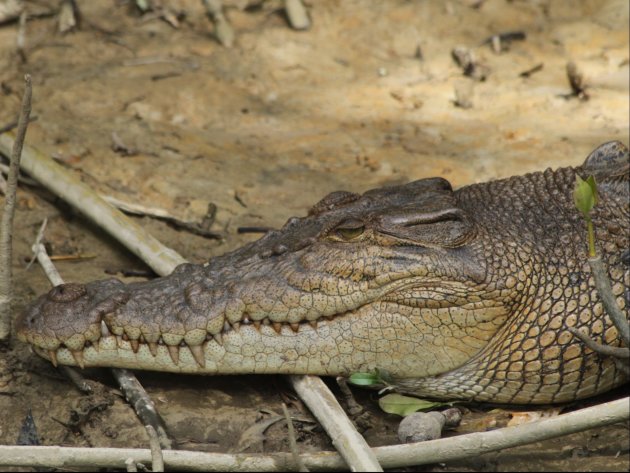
[148, 342, 158, 357]
[309, 321, 318, 330]
[290, 323, 300, 333]
[116, 335, 123, 348]
[262, 318, 270, 326]
[167, 345, 180, 365]
[242, 314, 251, 324]
[100, 321, 111, 337]
[130, 339, 140, 353]
[253, 321, 261, 331]
[214, 333, 223, 346]
[48, 350, 58, 368]
[71, 350, 85, 369]
[224, 321, 231, 332]
[122, 333, 129, 341]
[272, 322, 282, 334]
[189, 344, 206, 368]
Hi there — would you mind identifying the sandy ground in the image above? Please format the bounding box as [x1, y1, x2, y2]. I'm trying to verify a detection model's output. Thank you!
[0, 0, 629, 470]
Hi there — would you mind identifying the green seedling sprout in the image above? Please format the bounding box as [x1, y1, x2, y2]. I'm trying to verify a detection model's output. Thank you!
[573, 174, 598, 257]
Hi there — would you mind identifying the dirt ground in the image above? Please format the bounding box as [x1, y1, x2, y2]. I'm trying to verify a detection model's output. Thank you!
[0, 0, 629, 471]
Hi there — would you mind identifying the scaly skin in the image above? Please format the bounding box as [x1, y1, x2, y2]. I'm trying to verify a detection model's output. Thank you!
[16, 141, 629, 404]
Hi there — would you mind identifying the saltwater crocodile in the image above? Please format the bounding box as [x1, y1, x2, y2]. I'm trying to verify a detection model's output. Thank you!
[16, 141, 629, 404]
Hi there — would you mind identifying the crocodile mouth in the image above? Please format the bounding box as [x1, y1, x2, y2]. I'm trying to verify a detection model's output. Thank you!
[29, 308, 355, 370]
[18, 277, 490, 374]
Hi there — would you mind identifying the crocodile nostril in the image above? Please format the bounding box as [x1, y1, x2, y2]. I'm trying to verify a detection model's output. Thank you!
[47, 283, 87, 303]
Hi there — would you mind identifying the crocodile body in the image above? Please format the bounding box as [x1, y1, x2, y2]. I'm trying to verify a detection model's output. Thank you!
[16, 142, 629, 404]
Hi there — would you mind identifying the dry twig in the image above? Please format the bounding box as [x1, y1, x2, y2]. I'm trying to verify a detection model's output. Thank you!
[289, 375, 383, 471]
[0, 396, 627, 470]
[0, 74, 32, 340]
[145, 424, 165, 472]
[0, 133, 187, 276]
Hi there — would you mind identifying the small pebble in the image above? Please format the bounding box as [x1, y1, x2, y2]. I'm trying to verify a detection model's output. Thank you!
[398, 411, 445, 443]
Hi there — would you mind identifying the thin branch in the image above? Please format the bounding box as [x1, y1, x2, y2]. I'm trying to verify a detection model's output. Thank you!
[0, 74, 32, 340]
[289, 375, 383, 472]
[284, 0, 310, 30]
[0, 396, 627, 470]
[567, 327, 629, 359]
[567, 327, 630, 376]
[32, 243, 63, 286]
[588, 256, 630, 346]
[113, 368, 172, 450]
[201, 0, 234, 47]
[125, 457, 138, 471]
[59, 366, 94, 394]
[144, 424, 165, 472]
[0, 133, 187, 276]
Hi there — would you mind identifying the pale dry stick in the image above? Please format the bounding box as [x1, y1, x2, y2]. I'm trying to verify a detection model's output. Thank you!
[284, 0, 310, 30]
[0, 134, 378, 471]
[0, 0, 24, 23]
[101, 194, 180, 219]
[30, 240, 172, 451]
[16, 10, 27, 63]
[0, 132, 187, 276]
[25, 218, 46, 270]
[290, 375, 383, 472]
[0, 74, 32, 341]
[144, 425, 165, 472]
[0, 162, 40, 189]
[201, 0, 234, 47]
[125, 457, 138, 472]
[0, 397, 628, 471]
[31, 243, 62, 286]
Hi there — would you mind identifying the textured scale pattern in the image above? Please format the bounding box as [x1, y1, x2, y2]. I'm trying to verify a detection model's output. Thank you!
[16, 142, 629, 404]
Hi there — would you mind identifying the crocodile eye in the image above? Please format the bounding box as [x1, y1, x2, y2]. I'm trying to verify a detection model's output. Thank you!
[337, 227, 364, 240]
[334, 219, 365, 240]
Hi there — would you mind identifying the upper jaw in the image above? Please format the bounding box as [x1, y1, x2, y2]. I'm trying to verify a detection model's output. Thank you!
[15, 278, 130, 352]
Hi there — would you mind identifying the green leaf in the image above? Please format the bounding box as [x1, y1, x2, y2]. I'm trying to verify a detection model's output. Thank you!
[348, 372, 383, 386]
[586, 175, 598, 205]
[378, 394, 449, 416]
[573, 175, 597, 217]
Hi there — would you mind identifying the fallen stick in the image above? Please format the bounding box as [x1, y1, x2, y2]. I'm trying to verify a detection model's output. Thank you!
[0, 74, 32, 341]
[0, 396, 627, 471]
[0, 132, 187, 276]
[0, 134, 378, 471]
[289, 375, 382, 471]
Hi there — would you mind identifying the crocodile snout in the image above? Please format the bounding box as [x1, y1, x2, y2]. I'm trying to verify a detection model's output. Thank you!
[16, 279, 129, 366]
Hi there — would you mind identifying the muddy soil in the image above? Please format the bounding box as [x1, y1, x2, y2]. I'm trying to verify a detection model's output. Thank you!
[0, 0, 628, 471]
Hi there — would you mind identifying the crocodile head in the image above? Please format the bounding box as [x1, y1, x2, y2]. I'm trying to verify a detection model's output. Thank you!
[17, 177, 506, 374]
[16, 142, 630, 404]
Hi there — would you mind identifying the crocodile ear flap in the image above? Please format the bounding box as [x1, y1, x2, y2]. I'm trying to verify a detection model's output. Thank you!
[376, 178, 475, 248]
[582, 141, 629, 191]
[384, 208, 474, 248]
